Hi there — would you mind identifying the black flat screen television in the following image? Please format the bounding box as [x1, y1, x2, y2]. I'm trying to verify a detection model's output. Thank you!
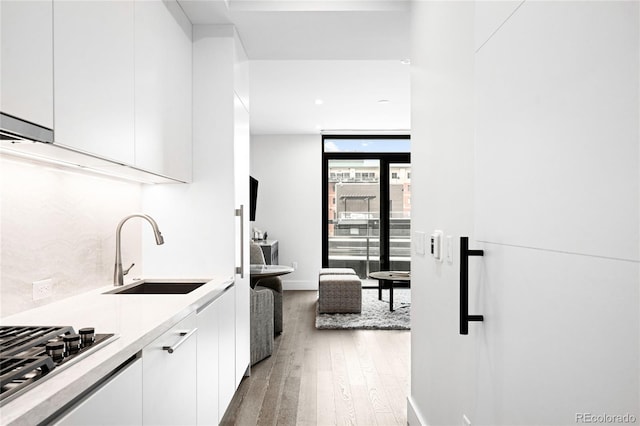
[249, 176, 258, 221]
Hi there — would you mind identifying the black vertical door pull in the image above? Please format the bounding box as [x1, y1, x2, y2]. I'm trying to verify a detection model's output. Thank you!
[460, 236, 484, 335]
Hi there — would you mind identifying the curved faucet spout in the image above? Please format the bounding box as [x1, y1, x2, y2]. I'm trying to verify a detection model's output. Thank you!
[114, 214, 164, 286]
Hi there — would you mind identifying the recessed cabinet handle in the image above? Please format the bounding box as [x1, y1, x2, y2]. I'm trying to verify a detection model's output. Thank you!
[162, 328, 197, 354]
[460, 237, 484, 335]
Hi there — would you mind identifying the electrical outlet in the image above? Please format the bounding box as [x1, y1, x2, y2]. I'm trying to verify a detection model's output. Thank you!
[33, 279, 53, 301]
[292, 262, 298, 269]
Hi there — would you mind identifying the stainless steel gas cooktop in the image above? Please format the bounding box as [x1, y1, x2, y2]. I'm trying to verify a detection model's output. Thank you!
[0, 325, 116, 406]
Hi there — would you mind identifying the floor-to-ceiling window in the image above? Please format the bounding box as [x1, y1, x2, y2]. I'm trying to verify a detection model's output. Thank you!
[322, 135, 411, 279]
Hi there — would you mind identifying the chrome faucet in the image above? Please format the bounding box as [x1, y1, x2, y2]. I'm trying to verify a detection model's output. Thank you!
[114, 214, 164, 286]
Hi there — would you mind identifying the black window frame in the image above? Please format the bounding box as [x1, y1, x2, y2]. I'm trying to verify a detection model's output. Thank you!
[322, 134, 411, 271]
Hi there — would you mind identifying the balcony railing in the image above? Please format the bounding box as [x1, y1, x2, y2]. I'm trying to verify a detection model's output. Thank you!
[328, 235, 410, 278]
[337, 211, 378, 220]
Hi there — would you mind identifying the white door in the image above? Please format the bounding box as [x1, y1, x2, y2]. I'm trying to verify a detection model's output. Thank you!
[234, 93, 251, 384]
[409, 2, 640, 425]
[472, 1, 640, 423]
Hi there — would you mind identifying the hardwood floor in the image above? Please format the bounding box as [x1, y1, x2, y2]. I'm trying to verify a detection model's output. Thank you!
[221, 290, 411, 426]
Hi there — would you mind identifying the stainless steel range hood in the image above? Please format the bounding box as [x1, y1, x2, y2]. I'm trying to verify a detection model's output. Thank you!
[0, 112, 54, 144]
[0, 112, 186, 184]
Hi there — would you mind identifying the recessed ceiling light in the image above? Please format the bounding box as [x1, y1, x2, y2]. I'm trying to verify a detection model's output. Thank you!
[315, 99, 324, 105]
[401, 59, 411, 65]
[377, 99, 391, 104]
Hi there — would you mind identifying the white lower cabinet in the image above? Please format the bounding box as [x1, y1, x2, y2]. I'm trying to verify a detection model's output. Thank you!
[197, 294, 220, 425]
[52, 288, 239, 426]
[218, 286, 237, 422]
[143, 313, 197, 425]
[54, 357, 142, 425]
[197, 284, 238, 425]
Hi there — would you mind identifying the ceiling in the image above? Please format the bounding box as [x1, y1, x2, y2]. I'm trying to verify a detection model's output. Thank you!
[178, 0, 411, 135]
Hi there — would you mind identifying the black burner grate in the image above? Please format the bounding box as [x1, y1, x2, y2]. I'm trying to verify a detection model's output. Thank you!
[0, 325, 115, 405]
[0, 355, 56, 401]
[0, 326, 73, 356]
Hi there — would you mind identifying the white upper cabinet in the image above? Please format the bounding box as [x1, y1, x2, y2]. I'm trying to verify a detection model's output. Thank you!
[0, 0, 54, 129]
[53, 0, 135, 164]
[52, 0, 192, 181]
[135, 0, 192, 182]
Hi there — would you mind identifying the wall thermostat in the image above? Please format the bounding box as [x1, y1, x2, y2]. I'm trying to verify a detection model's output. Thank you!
[430, 230, 443, 261]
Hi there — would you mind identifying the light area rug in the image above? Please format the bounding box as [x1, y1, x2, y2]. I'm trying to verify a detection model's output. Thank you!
[315, 288, 410, 330]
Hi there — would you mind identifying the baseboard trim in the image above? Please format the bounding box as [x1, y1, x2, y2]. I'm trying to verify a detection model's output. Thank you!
[281, 279, 317, 291]
[407, 396, 428, 426]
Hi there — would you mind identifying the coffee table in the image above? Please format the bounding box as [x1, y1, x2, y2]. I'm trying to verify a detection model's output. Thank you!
[368, 271, 411, 311]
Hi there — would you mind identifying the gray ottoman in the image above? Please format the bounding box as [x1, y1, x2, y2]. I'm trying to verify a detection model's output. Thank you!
[318, 274, 362, 313]
[250, 287, 274, 365]
[319, 267, 357, 276]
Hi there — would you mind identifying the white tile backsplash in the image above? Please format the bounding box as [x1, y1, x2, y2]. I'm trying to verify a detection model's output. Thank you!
[0, 155, 142, 317]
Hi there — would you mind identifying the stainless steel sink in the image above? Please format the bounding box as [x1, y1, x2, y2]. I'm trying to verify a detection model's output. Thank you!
[105, 281, 207, 295]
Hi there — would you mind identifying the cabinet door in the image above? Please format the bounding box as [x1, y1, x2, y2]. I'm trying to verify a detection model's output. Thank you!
[0, 0, 53, 128]
[134, 0, 192, 182]
[53, 0, 135, 164]
[196, 295, 220, 425]
[218, 286, 236, 422]
[143, 313, 197, 425]
[55, 358, 142, 425]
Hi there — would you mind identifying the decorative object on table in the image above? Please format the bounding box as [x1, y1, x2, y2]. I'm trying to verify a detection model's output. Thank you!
[254, 239, 278, 265]
[251, 228, 268, 241]
[315, 289, 410, 330]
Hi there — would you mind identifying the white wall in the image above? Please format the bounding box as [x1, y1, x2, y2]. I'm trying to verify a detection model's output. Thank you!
[409, 1, 639, 425]
[250, 134, 322, 290]
[0, 156, 142, 317]
[408, 2, 477, 425]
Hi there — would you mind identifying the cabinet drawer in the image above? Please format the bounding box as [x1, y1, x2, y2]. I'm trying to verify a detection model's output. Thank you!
[143, 313, 197, 425]
[54, 357, 142, 425]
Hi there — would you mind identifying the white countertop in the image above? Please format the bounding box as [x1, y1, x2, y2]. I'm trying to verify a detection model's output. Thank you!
[0, 276, 234, 425]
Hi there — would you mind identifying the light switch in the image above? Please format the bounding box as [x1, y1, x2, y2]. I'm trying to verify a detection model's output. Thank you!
[431, 230, 443, 261]
[446, 235, 453, 264]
